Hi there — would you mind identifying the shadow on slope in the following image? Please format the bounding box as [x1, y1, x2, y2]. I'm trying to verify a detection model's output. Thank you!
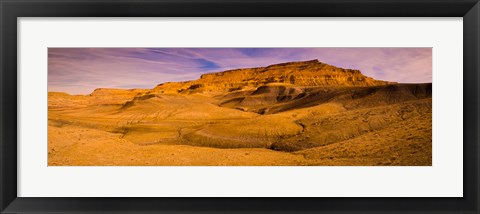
[217, 83, 431, 114]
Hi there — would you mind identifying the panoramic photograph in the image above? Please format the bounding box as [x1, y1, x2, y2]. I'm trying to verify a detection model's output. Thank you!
[48, 48, 432, 166]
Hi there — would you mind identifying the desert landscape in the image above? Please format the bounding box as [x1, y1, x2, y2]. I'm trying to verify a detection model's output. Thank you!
[48, 56, 432, 166]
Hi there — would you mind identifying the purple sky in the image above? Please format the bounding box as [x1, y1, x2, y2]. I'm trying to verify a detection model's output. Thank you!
[48, 48, 432, 95]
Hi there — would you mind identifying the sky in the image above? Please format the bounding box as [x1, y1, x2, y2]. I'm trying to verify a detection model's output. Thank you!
[48, 48, 432, 95]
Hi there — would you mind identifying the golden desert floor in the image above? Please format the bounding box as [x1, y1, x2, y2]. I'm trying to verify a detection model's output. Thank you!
[48, 84, 432, 166]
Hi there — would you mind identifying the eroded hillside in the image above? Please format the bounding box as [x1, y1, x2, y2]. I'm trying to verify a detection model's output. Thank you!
[48, 60, 431, 166]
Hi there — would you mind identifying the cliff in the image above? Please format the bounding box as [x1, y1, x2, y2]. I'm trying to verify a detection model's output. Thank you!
[153, 59, 393, 94]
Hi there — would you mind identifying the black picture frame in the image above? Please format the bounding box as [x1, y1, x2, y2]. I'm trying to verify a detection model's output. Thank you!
[1, 0, 479, 213]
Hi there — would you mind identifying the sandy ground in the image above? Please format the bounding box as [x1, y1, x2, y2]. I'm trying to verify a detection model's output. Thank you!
[48, 84, 432, 166]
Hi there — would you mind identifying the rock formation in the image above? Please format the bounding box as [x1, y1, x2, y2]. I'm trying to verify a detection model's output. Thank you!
[47, 59, 432, 166]
[153, 59, 394, 94]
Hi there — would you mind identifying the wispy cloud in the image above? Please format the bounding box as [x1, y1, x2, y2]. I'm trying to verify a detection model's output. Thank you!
[48, 48, 431, 95]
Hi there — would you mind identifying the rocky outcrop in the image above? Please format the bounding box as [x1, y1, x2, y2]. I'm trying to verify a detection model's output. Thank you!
[48, 88, 151, 108]
[88, 88, 150, 104]
[153, 59, 393, 94]
[49, 60, 396, 107]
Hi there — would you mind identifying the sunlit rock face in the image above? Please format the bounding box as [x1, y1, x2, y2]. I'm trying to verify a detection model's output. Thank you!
[153, 60, 394, 94]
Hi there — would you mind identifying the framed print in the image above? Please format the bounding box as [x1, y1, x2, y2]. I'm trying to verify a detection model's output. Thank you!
[46, 47, 434, 167]
[1, 0, 479, 213]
